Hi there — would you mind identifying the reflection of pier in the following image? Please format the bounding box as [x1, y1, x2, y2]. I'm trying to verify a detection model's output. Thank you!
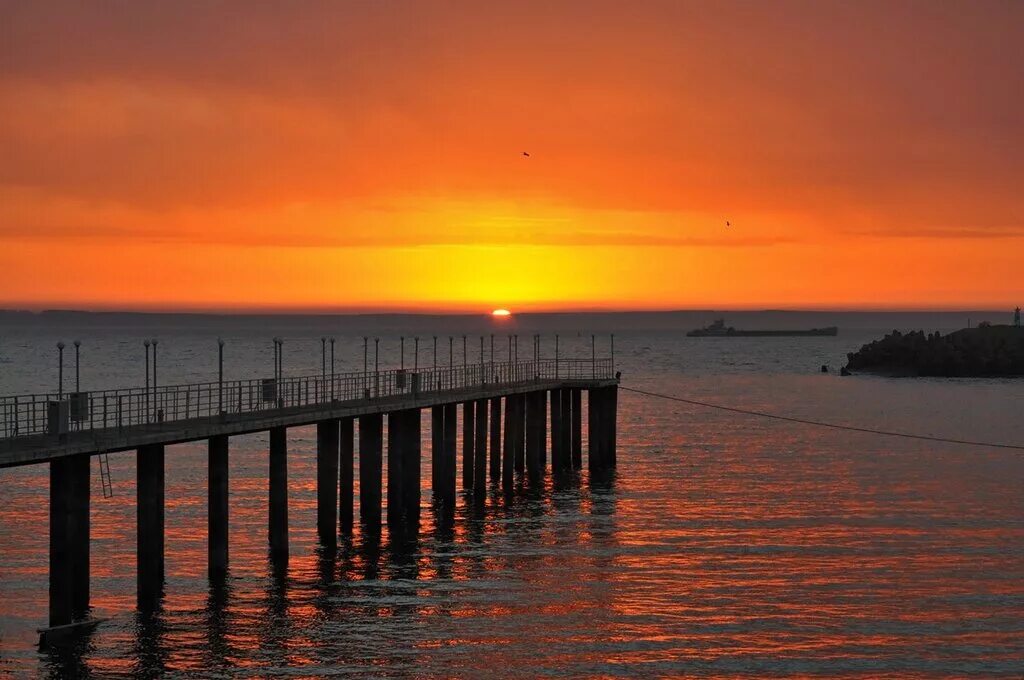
[1, 355, 618, 628]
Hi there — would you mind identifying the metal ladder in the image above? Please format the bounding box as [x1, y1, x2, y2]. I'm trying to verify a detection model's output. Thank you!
[98, 453, 114, 498]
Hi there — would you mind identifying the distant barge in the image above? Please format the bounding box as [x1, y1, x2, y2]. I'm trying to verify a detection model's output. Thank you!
[687, 319, 838, 337]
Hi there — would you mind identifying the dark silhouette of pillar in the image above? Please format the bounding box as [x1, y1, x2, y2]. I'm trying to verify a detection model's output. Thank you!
[571, 388, 583, 469]
[387, 411, 404, 530]
[550, 389, 564, 471]
[208, 435, 229, 581]
[431, 405, 443, 500]
[339, 418, 354, 536]
[502, 394, 514, 487]
[49, 453, 90, 626]
[138, 443, 165, 610]
[359, 414, 383, 535]
[268, 427, 288, 561]
[525, 391, 545, 483]
[489, 397, 501, 484]
[514, 394, 526, 473]
[402, 409, 421, 529]
[473, 399, 488, 501]
[588, 388, 605, 472]
[316, 420, 339, 548]
[561, 388, 573, 469]
[607, 385, 618, 468]
[439, 403, 458, 519]
[462, 401, 475, 490]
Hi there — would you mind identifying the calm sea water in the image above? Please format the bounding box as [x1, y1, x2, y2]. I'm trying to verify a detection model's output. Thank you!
[1, 313, 1022, 677]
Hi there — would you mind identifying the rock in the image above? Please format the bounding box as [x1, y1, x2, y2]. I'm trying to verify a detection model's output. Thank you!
[844, 325, 1024, 377]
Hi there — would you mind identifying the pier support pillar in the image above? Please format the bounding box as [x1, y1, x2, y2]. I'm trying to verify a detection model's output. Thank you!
[431, 406, 443, 502]
[359, 414, 383, 536]
[439, 403, 458, 519]
[473, 399, 488, 503]
[489, 397, 501, 484]
[525, 391, 546, 483]
[561, 389, 574, 469]
[550, 389, 565, 472]
[339, 418, 354, 537]
[316, 420, 339, 549]
[513, 394, 526, 473]
[570, 388, 583, 469]
[208, 435, 229, 581]
[49, 453, 90, 626]
[387, 409, 421, 533]
[502, 395, 514, 488]
[138, 444, 165, 610]
[268, 427, 288, 561]
[462, 401, 475, 490]
[588, 386, 618, 472]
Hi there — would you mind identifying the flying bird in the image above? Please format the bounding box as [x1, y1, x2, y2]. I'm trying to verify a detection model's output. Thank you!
[725, 220, 731, 228]
[522, 151, 530, 158]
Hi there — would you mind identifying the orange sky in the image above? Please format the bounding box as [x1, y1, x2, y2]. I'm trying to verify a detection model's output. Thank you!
[1, 1, 1022, 312]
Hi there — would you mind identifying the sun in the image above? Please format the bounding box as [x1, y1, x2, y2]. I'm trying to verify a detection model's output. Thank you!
[491, 309, 512, 317]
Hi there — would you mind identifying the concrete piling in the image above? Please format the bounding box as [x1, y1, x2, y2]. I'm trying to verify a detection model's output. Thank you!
[359, 414, 383, 535]
[570, 388, 583, 469]
[550, 389, 565, 472]
[489, 397, 501, 484]
[208, 435, 229, 581]
[388, 409, 421, 533]
[439, 403, 458, 517]
[525, 390, 546, 483]
[339, 418, 354, 536]
[268, 427, 288, 561]
[502, 395, 514, 487]
[49, 453, 90, 626]
[138, 443, 165, 610]
[473, 399, 488, 501]
[316, 420, 339, 548]
[513, 394, 526, 473]
[462, 401, 475, 490]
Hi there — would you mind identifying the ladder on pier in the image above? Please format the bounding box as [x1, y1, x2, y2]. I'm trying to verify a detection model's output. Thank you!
[98, 453, 114, 498]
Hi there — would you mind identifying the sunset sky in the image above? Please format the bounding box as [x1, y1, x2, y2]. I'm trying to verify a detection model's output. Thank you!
[1, 1, 1022, 312]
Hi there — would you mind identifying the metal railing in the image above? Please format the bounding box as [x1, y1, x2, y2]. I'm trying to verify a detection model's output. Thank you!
[0, 358, 614, 441]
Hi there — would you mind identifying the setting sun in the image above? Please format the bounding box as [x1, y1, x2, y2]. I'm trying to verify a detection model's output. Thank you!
[492, 309, 512, 317]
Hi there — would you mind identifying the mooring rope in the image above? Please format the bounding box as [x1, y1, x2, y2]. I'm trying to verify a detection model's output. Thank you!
[620, 385, 1024, 451]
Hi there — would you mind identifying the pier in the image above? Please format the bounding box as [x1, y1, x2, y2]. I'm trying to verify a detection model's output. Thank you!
[0, 352, 618, 629]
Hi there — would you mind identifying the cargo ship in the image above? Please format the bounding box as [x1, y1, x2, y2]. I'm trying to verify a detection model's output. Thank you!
[687, 319, 838, 337]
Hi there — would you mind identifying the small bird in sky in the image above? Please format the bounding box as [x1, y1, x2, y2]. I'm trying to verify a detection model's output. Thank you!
[726, 220, 731, 228]
[522, 151, 530, 158]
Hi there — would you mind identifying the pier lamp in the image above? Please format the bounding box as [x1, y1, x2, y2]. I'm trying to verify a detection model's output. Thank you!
[321, 336, 327, 384]
[329, 337, 335, 400]
[144, 339, 151, 422]
[73, 340, 81, 393]
[218, 338, 224, 414]
[555, 334, 559, 378]
[432, 336, 437, 369]
[591, 335, 596, 378]
[414, 337, 419, 372]
[400, 336, 405, 371]
[479, 336, 485, 384]
[374, 337, 380, 397]
[362, 337, 368, 391]
[151, 339, 159, 421]
[57, 341, 65, 399]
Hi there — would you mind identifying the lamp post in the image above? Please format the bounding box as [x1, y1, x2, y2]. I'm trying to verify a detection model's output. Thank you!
[591, 334, 596, 378]
[363, 336, 368, 393]
[73, 340, 80, 393]
[432, 336, 437, 369]
[611, 334, 615, 373]
[414, 337, 419, 372]
[57, 341, 65, 399]
[555, 334, 559, 378]
[374, 337, 380, 397]
[400, 336, 405, 371]
[330, 337, 335, 400]
[218, 338, 225, 414]
[321, 336, 327, 388]
[479, 335, 484, 384]
[152, 338, 158, 421]
[144, 339, 150, 422]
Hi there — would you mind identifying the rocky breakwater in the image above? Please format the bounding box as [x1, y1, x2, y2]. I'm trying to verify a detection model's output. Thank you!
[844, 324, 1024, 377]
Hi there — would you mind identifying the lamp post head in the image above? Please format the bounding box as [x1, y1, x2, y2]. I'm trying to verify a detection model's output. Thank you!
[151, 338, 158, 347]
[144, 340, 150, 348]
[57, 341, 65, 350]
[73, 340, 81, 348]
[218, 338, 225, 347]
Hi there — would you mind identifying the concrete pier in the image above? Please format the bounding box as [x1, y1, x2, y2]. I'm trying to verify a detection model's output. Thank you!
[316, 420, 340, 548]
[208, 435, 229, 580]
[339, 418, 354, 536]
[462, 401, 475, 490]
[268, 427, 288, 560]
[49, 453, 90, 626]
[489, 397, 501, 484]
[138, 443, 165, 610]
[571, 388, 583, 469]
[5, 353, 617, 629]
[359, 414, 383, 535]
